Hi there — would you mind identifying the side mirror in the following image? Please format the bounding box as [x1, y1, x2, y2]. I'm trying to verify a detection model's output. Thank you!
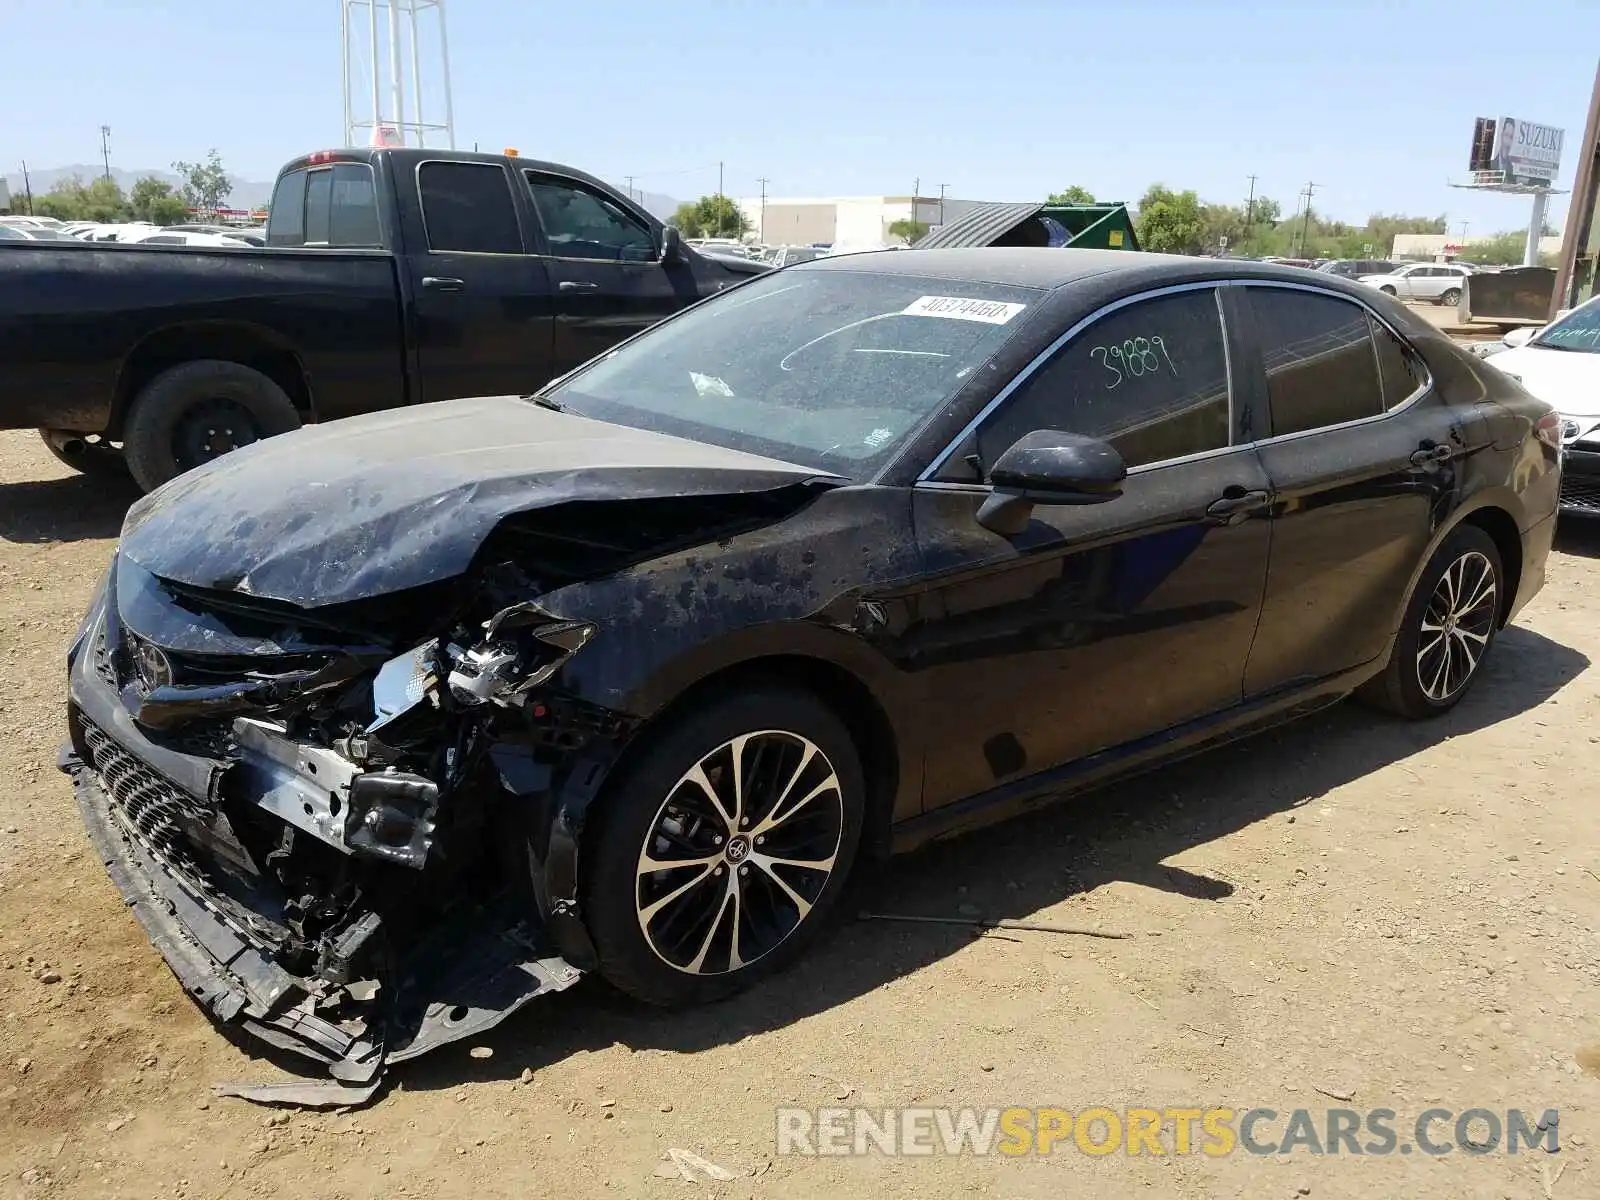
[659, 226, 686, 264]
[1503, 325, 1542, 349]
[976, 430, 1126, 536]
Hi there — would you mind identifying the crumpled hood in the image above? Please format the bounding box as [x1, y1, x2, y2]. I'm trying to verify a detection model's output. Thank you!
[120, 395, 838, 607]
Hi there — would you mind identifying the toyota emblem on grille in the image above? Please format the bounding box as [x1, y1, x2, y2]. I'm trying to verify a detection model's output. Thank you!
[131, 637, 172, 691]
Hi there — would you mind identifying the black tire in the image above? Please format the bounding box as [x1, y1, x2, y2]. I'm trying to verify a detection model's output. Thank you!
[1439, 287, 1462, 307]
[581, 686, 865, 1007]
[37, 430, 128, 478]
[122, 360, 301, 492]
[1358, 524, 1504, 718]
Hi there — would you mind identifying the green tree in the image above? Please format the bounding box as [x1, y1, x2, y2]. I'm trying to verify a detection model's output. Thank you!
[1134, 184, 1205, 255]
[887, 218, 929, 245]
[33, 175, 131, 222]
[1365, 212, 1447, 256]
[129, 176, 187, 224]
[172, 149, 231, 215]
[1046, 185, 1097, 205]
[32, 179, 86, 221]
[1247, 196, 1282, 227]
[667, 194, 750, 239]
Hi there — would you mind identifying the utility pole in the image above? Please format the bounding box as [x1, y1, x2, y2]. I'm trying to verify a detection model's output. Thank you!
[99, 125, 112, 181]
[717, 161, 724, 237]
[757, 176, 769, 244]
[1297, 180, 1319, 257]
[624, 175, 636, 204]
[938, 182, 949, 227]
[20, 161, 34, 215]
[1244, 174, 1258, 245]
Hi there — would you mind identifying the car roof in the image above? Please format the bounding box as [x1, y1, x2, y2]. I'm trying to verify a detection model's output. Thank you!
[796, 246, 1375, 294]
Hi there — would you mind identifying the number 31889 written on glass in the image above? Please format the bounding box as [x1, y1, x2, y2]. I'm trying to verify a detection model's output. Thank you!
[1089, 336, 1179, 389]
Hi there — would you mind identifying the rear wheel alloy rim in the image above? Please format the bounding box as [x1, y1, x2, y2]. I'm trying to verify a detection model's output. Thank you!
[635, 730, 844, 976]
[1416, 550, 1497, 702]
[173, 399, 262, 471]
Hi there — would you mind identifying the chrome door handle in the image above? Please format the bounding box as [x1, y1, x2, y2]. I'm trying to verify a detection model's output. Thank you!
[1205, 488, 1270, 524]
[421, 276, 464, 292]
[558, 280, 600, 291]
[1409, 443, 1453, 467]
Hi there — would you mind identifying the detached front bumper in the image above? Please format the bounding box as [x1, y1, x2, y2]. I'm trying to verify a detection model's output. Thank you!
[62, 589, 582, 1097]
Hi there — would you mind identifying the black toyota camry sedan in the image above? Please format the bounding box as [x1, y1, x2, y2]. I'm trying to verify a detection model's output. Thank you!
[63, 249, 1559, 1095]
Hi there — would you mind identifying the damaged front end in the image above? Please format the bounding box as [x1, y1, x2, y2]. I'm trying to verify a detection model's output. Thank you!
[62, 556, 623, 1099]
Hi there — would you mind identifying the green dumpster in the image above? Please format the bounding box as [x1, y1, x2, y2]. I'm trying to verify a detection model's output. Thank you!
[915, 201, 1141, 251]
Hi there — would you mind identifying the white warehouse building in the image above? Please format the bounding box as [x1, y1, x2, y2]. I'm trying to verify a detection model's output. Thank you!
[734, 193, 998, 251]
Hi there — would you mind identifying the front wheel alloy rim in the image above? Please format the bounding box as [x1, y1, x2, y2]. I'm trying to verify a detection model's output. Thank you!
[635, 730, 844, 976]
[1416, 550, 1497, 702]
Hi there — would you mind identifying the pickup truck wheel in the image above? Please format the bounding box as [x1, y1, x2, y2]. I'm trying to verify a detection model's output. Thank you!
[123, 360, 301, 492]
[37, 430, 128, 478]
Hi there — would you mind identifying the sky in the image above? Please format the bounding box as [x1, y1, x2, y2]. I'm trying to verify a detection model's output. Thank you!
[5, 0, 1597, 235]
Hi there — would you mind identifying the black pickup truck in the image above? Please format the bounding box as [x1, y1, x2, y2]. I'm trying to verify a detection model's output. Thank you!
[0, 148, 765, 490]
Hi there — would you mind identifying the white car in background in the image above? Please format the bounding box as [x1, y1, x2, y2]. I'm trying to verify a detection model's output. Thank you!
[1357, 262, 1473, 305]
[116, 228, 251, 248]
[1481, 294, 1600, 514]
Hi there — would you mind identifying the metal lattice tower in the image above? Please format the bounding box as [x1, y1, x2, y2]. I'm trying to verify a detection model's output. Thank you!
[341, 0, 455, 149]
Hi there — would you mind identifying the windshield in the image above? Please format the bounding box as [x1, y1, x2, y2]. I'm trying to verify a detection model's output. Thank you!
[543, 268, 1042, 478]
[1532, 297, 1600, 353]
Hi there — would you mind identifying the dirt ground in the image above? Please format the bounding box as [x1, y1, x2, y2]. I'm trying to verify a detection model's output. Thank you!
[2, 425, 1598, 1200]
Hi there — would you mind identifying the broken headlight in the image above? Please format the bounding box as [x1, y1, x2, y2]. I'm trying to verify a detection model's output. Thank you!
[445, 604, 596, 709]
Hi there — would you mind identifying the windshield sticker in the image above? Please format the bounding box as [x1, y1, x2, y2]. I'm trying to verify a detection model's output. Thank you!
[689, 371, 736, 399]
[902, 296, 1027, 325]
[902, 296, 1024, 324]
[863, 427, 895, 449]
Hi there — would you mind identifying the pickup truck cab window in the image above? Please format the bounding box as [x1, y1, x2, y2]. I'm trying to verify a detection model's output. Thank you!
[417, 161, 523, 254]
[524, 175, 656, 262]
[268, 163, 379, 248]
[266, 171, 307, 246]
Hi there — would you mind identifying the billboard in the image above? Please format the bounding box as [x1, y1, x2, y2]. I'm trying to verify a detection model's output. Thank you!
[1471, 116, 1565, 184]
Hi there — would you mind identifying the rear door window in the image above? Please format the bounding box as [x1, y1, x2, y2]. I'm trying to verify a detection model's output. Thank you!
[418, 162, 523, 254]
[1248, 289, 1384, 435]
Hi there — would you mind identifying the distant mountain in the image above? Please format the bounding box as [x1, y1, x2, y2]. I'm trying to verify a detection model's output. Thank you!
[637, 191, 680, 221]
[2, 165, 274, 210]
